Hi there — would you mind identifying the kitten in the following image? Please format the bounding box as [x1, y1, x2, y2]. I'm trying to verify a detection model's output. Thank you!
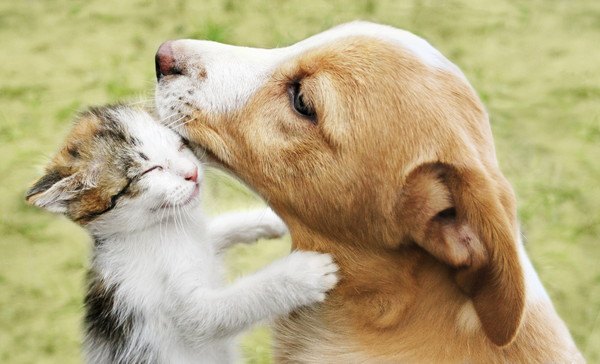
[26, 105, 338, 363]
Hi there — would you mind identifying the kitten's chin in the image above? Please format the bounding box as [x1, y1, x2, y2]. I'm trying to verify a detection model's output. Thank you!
[151, 185, 201, 212]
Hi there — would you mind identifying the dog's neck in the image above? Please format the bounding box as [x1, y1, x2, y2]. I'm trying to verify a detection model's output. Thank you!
[280, 223, 582, 363]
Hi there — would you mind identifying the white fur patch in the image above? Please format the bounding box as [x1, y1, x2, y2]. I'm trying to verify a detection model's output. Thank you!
[457, 300, 480, 332]
[518, 238, 551, 303]
[175, 41, 282, 115]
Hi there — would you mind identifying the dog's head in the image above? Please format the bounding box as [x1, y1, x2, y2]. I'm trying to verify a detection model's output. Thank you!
[155, 21, 525, 346]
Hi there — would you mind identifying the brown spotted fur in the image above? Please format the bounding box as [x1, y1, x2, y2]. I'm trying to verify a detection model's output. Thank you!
[27, 107, 144, 224]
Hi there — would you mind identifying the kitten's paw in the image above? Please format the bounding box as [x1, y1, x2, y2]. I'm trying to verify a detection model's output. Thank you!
[282, 251, 339, 304]
[256, 208, 288, 239]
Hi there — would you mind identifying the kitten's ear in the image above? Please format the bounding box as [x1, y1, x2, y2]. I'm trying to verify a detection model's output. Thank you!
[26, 170, 80, 213]
[397, 162, 525, 346]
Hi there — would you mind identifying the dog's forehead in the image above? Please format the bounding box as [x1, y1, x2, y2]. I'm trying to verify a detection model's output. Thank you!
[289, 21, 463, 75]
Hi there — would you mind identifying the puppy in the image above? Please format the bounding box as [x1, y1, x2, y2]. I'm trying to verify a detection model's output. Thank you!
[155, 21, 583, 363]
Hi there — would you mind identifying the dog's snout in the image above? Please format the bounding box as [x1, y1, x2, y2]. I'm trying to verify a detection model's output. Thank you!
[155, 41, 182, 80]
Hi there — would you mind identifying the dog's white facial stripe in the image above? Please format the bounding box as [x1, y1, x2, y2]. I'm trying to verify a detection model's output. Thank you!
[175, 40, 285, 115]
[156, 21, 465, 119]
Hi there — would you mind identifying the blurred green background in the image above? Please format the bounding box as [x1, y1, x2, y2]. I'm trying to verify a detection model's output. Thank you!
[1, 0, 599, 362]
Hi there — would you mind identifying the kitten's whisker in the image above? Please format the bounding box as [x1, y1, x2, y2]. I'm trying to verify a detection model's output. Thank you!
[156, 104, 186, 124]
[172, 205, 181, 236]
[157, 112, 181, 125]
[171, 116, 197, 130]
[165, 115, 187, 129]
[159, 204, 167, 243]
[177, 206, 190, 242]
[183, 206, 200, 229]
[127, 99, 153, 106]
[179, 206, 192, 240]
[175, 207, 184, 239]
[181, 205, 195, 229]
[163, 113, 188, 128]
[180, 207, 190, 239]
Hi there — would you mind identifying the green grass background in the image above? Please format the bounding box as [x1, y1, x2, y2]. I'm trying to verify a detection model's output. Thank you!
[1, 0, 599, 362]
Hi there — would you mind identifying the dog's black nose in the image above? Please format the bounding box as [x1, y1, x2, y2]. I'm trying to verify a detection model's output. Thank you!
[155, 41, 181, 80]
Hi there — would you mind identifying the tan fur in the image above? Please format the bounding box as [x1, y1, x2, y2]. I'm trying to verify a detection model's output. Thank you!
[27, 109, 142, 224]
[179, 37, 583, 362]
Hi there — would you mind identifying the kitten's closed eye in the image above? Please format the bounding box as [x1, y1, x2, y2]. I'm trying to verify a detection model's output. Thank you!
[141, 166, 163, 177]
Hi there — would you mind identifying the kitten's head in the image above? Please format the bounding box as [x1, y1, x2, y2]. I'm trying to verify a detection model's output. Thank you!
[26, 105, 202, 233]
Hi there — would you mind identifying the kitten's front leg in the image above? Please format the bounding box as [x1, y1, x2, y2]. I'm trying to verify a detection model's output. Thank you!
[167, 251, 338, 345]
[208, 208, 288, 251]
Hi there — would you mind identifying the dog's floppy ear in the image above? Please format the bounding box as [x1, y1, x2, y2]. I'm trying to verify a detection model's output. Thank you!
[398, 162, 525, 346]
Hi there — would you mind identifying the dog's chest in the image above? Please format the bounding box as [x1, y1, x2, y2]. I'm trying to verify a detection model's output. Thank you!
[272, 306, 380, 364]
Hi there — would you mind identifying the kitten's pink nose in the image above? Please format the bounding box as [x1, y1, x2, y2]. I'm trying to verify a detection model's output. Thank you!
[184, 166, 198, 183]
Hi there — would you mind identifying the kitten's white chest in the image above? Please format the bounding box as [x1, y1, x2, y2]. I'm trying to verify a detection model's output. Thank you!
[90, 222, 235, 363]
[115, 228, 224, 303]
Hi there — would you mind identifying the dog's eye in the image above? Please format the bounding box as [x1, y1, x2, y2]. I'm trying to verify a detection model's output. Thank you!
[289, 82, 316, 123]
